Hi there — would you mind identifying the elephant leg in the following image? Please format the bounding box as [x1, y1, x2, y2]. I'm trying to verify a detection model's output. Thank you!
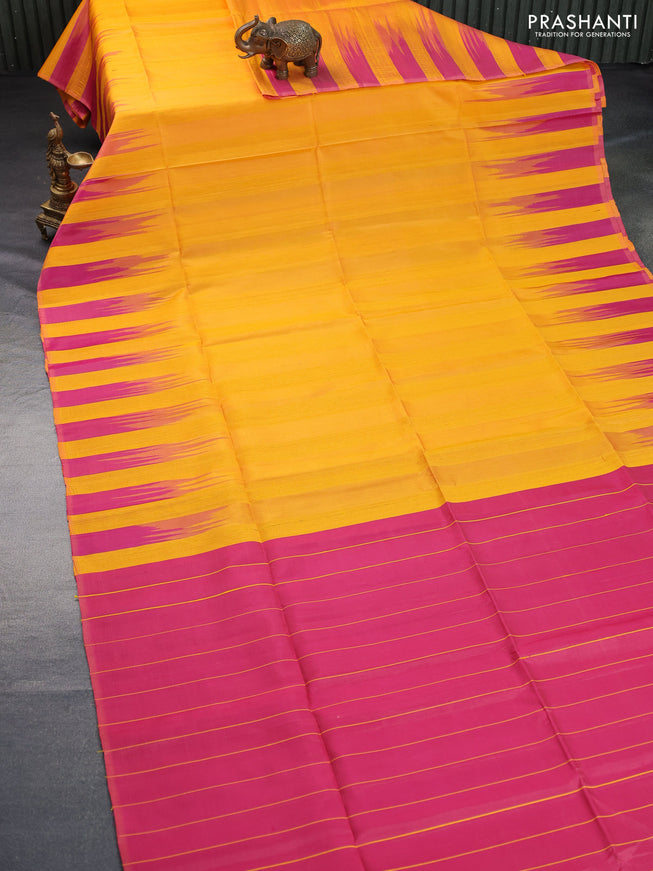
[303, 58, 319, 78]
[260, 54, 274, 69]
[274, 58, 289, 80]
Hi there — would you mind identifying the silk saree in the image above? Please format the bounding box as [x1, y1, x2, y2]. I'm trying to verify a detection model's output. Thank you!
[38, 0, 653, 868]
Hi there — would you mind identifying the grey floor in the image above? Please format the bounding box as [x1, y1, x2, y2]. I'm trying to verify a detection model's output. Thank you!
[1, 67, 651, 870]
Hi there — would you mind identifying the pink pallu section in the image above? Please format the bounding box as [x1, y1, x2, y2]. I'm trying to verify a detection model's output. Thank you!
[77, 467, 653, 869]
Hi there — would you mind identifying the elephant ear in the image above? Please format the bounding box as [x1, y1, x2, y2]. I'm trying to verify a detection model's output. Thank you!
[269, 37, 288, 54]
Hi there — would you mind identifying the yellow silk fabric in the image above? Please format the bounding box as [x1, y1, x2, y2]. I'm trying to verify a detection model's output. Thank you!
[40, 0, 653, 580]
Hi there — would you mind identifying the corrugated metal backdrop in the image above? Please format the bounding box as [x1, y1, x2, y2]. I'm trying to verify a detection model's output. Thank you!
[417, 0, 653, 62]
[0, 0, 78, 73]
[1, 0, 651, 72]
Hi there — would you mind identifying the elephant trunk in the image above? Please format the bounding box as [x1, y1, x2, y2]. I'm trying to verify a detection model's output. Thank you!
[235, 15, 259, 58]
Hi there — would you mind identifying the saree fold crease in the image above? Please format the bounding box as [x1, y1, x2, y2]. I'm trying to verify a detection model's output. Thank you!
[38, 0, 653, 869]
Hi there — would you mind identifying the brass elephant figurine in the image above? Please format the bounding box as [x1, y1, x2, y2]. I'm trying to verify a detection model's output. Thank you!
[235, 15, 322, 80]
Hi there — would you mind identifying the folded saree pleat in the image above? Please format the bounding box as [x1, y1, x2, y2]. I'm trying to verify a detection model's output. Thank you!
[38, 0, 653, 868]
[224, 0, 580, 97]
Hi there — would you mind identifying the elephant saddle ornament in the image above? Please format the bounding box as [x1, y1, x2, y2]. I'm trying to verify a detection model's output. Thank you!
[235, 15, 322, 79]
